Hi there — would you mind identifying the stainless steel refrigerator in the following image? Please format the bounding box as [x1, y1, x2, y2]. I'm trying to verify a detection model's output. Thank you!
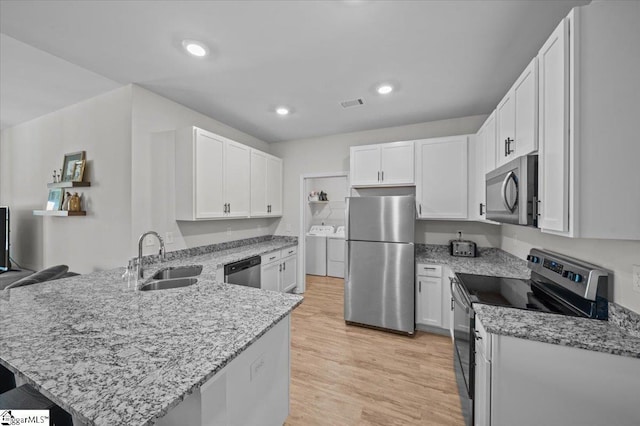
[344, 195, 415, 335]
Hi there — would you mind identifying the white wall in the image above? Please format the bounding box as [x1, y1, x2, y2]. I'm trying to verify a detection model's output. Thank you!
[270, 114, 489, 241]
[501, 224, 640, 313]
[0, 86, 133, 273]
[305, 176, 348, 229]
[130, 85, 278, 256]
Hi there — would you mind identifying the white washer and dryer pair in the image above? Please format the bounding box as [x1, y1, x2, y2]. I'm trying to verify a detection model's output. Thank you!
[305, 225, 335, 276]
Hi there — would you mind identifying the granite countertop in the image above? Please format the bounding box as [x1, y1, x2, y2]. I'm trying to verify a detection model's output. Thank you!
[0, 236, 302, 426]
[415, 244, 530, 279]
[474, 303, 640, 359]
[415, 244, 640, 359]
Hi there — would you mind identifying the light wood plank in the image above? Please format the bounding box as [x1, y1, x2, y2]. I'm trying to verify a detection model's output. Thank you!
[287, 275, 464, 425]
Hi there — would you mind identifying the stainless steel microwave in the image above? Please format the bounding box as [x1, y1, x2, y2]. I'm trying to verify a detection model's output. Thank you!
[486, 155, 538, 226]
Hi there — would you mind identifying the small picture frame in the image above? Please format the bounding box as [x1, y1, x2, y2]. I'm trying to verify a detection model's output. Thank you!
[62, 151, 85, 182]
[71, 160, 86, 182]
[46, 189, 63, 211]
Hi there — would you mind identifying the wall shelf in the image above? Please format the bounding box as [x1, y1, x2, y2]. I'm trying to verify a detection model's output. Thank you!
[47, 181, 91, 189]
[33, 210, 87, 217]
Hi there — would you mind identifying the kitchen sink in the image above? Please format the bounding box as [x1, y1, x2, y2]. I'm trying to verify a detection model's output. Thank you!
[151, 265, 203, 280]
[140, 277, 198, 291]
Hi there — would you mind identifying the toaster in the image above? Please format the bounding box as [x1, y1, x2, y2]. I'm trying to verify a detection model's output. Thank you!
[450, 240, 477, 257]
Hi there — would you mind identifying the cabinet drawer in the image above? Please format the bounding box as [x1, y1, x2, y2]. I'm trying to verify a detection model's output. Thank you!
[281, 246, 297, 258]
[417, 264, 442, 277]
[261, 251, 281, 265]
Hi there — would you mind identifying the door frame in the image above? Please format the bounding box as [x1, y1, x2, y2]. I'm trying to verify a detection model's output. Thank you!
[297, 171, 349, 293]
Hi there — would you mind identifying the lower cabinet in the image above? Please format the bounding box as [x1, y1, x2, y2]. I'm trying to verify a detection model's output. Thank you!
[474, 316, 640, 426]
[261, 246, 297, 293]
[415, 264, 451, 332]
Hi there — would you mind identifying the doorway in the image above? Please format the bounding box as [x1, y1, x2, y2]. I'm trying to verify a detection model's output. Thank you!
[297, 172, 349, 294]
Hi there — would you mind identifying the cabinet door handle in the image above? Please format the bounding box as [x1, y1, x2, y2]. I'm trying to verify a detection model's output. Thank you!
[479, 203, 484, 216]
[506, 137, 514, 155]
[279, 263, 282, 272]
[419, 281, 422, 292]
[377, 171, 380, 182]
[381, 171, 384, 181]
[228, 203, 231, 214]
[504, 139, 508, 157]
[419, 204, 422, 215]
[223, 203, 227, 213]
[269, 256, 277, 261]
[283, 262, 286, 271]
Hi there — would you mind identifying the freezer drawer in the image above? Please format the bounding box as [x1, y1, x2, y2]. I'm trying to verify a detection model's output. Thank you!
[345, 240, 415, 334]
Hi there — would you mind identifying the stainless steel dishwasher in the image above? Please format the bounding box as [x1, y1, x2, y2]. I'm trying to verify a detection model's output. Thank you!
[224, 256, 261, 288]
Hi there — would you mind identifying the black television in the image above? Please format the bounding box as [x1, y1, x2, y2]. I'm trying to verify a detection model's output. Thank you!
[0, 206, 9, 272]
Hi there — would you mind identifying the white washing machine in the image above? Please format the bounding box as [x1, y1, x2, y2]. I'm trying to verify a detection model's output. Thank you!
[305, 225, 334, 276]
[327, 226, 345, 278]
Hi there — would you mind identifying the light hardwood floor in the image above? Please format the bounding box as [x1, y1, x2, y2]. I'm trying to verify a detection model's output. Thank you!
[286, 275, 464, 426]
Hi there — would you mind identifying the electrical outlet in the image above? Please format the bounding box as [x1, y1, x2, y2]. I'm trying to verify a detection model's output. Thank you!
[165, 232, 174, 244]
[633, 265, 640, 293]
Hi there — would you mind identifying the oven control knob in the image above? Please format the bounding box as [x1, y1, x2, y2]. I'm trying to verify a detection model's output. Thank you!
[563, 271, 575, 280]
[573, 274, 583, 283]
[529, 255, 540, 264]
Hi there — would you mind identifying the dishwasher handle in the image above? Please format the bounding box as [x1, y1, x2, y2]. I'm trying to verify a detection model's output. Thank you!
[224, 256, 262, 275]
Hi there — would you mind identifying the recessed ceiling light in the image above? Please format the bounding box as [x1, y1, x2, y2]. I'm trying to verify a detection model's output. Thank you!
[276, 107, 290, 116]
[182, 40, 208, 57]
[377, 84, 394, 95]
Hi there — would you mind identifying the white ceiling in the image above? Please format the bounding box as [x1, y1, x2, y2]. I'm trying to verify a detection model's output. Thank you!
[0, 0, 589, 142]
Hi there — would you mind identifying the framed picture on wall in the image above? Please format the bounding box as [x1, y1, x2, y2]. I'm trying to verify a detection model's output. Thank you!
[62, 151, 85, 182]
[46, 189, 63, 211]
[71, 160, 86, 182]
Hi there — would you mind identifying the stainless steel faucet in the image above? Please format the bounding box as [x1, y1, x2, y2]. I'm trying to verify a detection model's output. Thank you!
[137, 231, 165, 279]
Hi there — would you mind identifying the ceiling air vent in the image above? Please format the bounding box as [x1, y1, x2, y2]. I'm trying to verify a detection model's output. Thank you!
[340, 98, 365, 109]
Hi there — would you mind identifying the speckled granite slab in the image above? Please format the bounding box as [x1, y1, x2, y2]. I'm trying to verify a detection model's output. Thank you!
[474, 303, 640, 359]
[141, 234, 297, 265]
[0, 239, 302, 426]
[415, 244, 530, 279]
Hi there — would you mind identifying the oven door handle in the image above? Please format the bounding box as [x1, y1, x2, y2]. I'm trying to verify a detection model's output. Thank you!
[450, 277, 471, 311]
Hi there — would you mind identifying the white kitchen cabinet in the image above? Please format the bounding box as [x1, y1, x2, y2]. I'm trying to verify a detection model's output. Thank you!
[474, 318, 491, 426]
[416, 264, 452, 332]
[472, 113, 499, 223]
[350, 141, 414, 187]
[224, 141, 251, 217]
[250, 150, 283, 217]
[416, 136, 468, 219]
[175, 126, 250, 221]
[281, 255, 297, 293]
[261, 246, 297, 293]
[481, 317, 640, 426]
[261, 260, 281, 292]
[536, 2, 640, 239]
[416, 276, 442, 328]
[496, 58, 538, 168]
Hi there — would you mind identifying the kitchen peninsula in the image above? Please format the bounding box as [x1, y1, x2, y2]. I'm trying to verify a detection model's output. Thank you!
[0, 237, 303, 426]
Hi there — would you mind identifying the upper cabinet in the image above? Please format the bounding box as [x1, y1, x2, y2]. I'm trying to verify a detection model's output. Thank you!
[175, 126, 281, 221]
[537, 3, 640, 240]
[250, 150, 283, 217]
[471, 112, 497, 222]
[416, 136, 468, 219]
[350, 141, 414, 187]
[496, 58, 539, 168]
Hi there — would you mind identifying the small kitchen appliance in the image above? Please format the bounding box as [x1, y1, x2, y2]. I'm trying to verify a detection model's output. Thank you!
[449, 232, 477, 257]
